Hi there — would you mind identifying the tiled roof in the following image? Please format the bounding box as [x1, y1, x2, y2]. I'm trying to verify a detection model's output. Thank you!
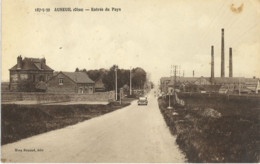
[161, 77, 202, 86]
[10, 57, 53, 71]
[53, 71, 59, 76]
[62, 72, 94, 84]
[212, 77, 259, 84]
[161, 76, 259, 85]
[95, 78, 105, 88]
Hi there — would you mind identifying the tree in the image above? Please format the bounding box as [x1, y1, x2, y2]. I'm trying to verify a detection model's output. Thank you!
[18, 80, 36, 92]
[86, 68, 107, 81]
[102, 66, 131, 91]
[103, 65, 117, 91]
[132, 67, 147, 89]
[87, 65, 147, 92]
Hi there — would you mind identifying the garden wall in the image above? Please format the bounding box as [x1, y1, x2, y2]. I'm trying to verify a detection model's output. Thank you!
[1, 91, 115, 103]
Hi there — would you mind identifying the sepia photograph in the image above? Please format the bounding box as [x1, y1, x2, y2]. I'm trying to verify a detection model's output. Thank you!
[1, 0, 260, 163]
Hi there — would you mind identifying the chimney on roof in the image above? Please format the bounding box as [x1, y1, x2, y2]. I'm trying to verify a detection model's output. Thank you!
[42, 58, 46, 64]
[229, 47, 233, 77]
[17, 55, 22, 69]
[211, 45, 214, 80]
[221, 28, 225, 78]
[41, 58, 46, 69]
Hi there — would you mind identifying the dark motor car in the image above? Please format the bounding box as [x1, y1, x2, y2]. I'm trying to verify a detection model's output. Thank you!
[137, 96, 148, 105]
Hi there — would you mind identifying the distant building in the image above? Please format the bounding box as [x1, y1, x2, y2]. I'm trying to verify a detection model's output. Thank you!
[9, 56, 54, 92]
[160, 76, 260, 94]
[94, 77, 106, 92]
[212, 77, 260, 94]
[47, 71, 95, 94]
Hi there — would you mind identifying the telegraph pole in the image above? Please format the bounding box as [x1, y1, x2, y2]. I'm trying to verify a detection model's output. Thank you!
[167, 65, 174, 109]
[115, 65, 118, 101]
[239, 78, 241, 96]
[178, 65, 181, 78]
[130, 67, 132, 95]
[174, 65, 177, 86]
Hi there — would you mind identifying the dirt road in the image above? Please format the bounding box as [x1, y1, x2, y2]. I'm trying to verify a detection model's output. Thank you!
[1, 90, 186, 163]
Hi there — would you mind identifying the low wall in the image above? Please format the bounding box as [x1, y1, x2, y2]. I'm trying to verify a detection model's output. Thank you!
[1, 91, 115, 103]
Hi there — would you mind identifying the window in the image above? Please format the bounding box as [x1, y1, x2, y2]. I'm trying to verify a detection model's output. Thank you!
[59, 78, 63, 85]
[78, 87, 83, 94]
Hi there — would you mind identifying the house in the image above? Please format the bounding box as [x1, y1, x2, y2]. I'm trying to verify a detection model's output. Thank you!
[47, 71, 95, 94]
[9, 56, 54, 92]
[160, 77, 171, 93]
[160, 77, 199, 93]
[1, 82, 10, 92]
[194, 76, 211, 85]
[94, 77, 106, 92]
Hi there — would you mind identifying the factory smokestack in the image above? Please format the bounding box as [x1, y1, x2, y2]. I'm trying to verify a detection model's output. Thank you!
[211, 45, 214, 79]
[221, 28, 225, 78]
[229, 47, 233, 77]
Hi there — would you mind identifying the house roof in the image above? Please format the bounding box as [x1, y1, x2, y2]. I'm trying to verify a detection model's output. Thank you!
[161, 77, 201, 86]
[161, 76, 259, 85]
[95, 78, 105, 88]
[212, 77, 259, 84]
[62, 72, 95, 84]
[10, 57, 53, 71]
[177, 77, 198, 83]
[53, 71, 59, 76]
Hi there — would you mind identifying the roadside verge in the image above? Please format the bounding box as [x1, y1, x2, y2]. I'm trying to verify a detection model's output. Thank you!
[158, 96, 260, 162]
[1, 101, 132, 145]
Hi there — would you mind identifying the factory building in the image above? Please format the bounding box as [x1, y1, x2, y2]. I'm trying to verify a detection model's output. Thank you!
[160, 28, 260, 95]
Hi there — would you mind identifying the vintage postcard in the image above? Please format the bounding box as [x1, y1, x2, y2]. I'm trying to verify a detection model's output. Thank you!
[1, 0, 260, 163]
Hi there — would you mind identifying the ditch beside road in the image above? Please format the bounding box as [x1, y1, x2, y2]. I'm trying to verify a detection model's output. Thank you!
[159, 95, 260, 163]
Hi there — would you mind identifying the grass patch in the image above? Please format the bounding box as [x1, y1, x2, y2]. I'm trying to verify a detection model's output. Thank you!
[158, 95, 260, 162]
[1, 101, 130, 145]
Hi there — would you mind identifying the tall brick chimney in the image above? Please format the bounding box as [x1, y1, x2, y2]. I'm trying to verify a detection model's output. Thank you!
[211, 45, 214, 79]
[221, 28, 225, 78]
[229, 47, 233, 77]
[17, 55, 22, 69]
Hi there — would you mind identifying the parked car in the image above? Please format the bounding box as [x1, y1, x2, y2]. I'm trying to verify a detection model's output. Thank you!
[138, 96, 148, 105]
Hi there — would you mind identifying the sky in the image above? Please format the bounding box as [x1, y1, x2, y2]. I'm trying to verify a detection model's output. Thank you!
[2, 0, 260, 83]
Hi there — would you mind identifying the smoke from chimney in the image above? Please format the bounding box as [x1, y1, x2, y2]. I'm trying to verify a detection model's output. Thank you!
[229, 47, 233, 77]
[221, 28, 225, 78]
